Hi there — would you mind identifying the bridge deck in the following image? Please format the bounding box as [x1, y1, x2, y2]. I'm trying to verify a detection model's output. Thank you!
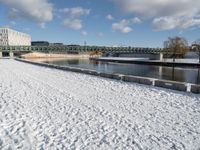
[0, 46, 164, 54]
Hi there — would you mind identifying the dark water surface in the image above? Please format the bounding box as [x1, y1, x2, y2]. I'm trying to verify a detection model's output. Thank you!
[30, 58, 200, 84]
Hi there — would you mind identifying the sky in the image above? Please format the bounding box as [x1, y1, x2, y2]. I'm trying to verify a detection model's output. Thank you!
[0, 0, 200, 47]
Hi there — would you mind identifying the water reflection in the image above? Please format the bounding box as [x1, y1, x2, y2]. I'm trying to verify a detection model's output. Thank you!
[29, 58, 200, 84]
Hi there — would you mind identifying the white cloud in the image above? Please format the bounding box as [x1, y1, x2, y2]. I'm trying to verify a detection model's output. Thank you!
[111, 17, 141, 33]
[106, 14, 114, 20]
[122, 27, 132, 33]
[60, 7, 90, 30]
[112, 19, 132, 33]
[153, 17, 200, 30]
[131, 17, 142, 24]
[152, 17, 179, 30]
[62, 18, 82, 30]
[113, 0, 200, 30]
[60, 7, 90, 17]
[113, 0, 199, 18]
[81, 31, 88, 36]
[0, 0, 53, 27]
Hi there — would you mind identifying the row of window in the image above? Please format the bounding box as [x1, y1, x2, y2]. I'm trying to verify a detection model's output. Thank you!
[0, 29, 8, 34]
[0, 29, 30, 38]
[0, 42, 8, 45]
[9, 32, 30, 38]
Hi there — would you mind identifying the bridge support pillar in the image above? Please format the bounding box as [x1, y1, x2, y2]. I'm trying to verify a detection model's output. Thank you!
[9, 52, 14, 58]
[160, 53, 163, 61]
[0, 51, 2, 58]
[159, 66, 163, 76]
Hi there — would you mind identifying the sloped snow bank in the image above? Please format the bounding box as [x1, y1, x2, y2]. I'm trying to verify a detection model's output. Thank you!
[0, 59, 199, 150]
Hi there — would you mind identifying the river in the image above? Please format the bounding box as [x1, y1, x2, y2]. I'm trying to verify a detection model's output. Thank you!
[28, 58, 200, 84]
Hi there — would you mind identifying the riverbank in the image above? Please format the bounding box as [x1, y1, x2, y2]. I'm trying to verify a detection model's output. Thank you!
[21, 52, 100, 59]
[15, 58, 200, 93]
[0, 59, 200, 149]
[91, 57, 200, 67]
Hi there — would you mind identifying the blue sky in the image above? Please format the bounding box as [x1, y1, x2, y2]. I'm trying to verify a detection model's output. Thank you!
[0, 0, 200, 47]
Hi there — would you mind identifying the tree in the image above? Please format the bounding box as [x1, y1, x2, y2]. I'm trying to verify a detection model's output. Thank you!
[192, 39, 200, 63]
[164, 37, 189, 62]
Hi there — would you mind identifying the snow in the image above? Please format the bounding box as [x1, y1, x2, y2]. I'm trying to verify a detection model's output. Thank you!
[0, 59, 200, 150]
[163, 58, 199, 63]
[95, 57, 149, 61]
[94, 57, 199, 64]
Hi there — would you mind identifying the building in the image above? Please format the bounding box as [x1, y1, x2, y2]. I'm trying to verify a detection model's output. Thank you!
[32, 41, 64, 46]
[31, 41, 50, 46]
[50, 43, 64, 46]
[0, 28, 31, 46]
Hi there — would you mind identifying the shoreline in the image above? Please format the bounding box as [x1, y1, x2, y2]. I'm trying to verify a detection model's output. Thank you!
[20, 52, 101, 59]
[15, 58, 200, 93]
[90, 57, 200, 68]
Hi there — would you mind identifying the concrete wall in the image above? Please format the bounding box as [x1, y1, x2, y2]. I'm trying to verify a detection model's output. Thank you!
[104, 53, 164, 61]
[99, 72, 115, 79]
[191, 84, 200, 94]
[154, 80, 187, 91]
[118, 54, 160, 60]
[123, 75, 153, 85]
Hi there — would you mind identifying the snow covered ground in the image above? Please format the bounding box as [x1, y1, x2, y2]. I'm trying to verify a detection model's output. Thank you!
[94, 57, 199, 63]
[95, 57, 149, 61]
[163, 58, 199, 63]
[0, 59, 200, 150]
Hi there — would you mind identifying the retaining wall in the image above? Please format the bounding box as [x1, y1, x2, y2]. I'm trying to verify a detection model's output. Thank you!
[191, 84, 200, 94]
[154, 80, 187, 92]
[123, 75, 153, 85]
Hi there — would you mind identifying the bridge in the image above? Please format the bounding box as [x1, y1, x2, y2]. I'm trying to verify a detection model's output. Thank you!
[0, 45, 165, 59]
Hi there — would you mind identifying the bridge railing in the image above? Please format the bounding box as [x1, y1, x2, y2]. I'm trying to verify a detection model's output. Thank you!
[0, 45, 165, 54]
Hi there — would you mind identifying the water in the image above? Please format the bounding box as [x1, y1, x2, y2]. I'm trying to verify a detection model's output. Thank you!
[30, 58, 200, 84]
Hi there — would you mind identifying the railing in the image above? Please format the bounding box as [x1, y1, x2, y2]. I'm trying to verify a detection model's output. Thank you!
[0, 45, 165, 54]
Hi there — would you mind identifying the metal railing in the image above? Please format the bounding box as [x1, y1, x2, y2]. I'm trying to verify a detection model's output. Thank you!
[0, 45, 165, 54]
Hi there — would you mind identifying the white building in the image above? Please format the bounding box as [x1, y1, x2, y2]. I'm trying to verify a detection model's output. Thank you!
[0, 28, 31, 46]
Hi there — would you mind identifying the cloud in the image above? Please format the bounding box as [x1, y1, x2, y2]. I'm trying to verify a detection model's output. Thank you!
[60, 7, 90, 30]
[106, 14, 114, 20]
[153, 17, 200, 31]
[112, 0, 200, 30]
[112, 19, 132, 33]
[0, 0, 53, 28]
[62, 18, 82, 30]
[111, 17, 141, 33]
[113, 0, 198, 18]
[60, 7, 90, 17]
[81, 31, 88, 36]
[131, 17, 142, 24]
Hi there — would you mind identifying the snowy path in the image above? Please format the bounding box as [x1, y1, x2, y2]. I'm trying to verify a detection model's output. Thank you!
[0, 59, 200, 150]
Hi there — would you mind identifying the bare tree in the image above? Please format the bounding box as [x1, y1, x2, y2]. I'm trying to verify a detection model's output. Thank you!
[164, 37, 189, 62]
[192, 39, 200, 63]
